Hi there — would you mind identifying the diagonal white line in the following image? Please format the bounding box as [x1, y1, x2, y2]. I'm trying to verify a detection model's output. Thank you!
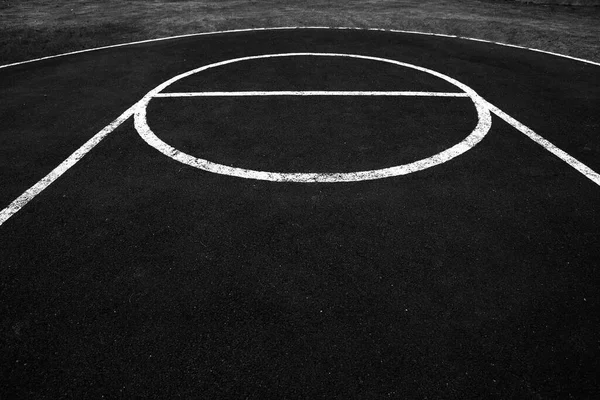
[153, 91, 470, 97]
[486, 101, 600, 187]
[2, 91, 597, 228]
[0, 104, 138, 227]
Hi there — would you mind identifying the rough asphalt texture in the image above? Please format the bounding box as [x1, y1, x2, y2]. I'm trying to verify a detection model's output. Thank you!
[1, 29, 599, 399]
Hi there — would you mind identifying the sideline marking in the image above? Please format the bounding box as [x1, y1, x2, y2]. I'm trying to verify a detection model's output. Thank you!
[1, 26, 599, 70]
[135, 53, 492, 183]
[154, 91, 470, 97]
[0, 104, 138, 227]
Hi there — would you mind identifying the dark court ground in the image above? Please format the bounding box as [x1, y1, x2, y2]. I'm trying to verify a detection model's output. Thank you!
[1, 29, 599, 398]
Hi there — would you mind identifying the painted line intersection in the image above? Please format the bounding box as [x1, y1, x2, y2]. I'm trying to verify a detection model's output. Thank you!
[1, 50, 599, 228]
[136, 52, 492, 183]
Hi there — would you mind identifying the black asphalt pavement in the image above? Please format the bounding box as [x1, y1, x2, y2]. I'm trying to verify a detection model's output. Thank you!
[1, 28, 599, 399]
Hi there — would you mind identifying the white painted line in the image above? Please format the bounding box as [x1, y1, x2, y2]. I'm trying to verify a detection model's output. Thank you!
[135, 53, 492, 183]
[362, 27, 600, 68]
[154, 91, 469, 97]
[0, 53, 480, 226]
[1, 26, 598, 71]
[1, 43, 598, 227]
[0, 105, 138, 227]
[485, 101, 600, 186]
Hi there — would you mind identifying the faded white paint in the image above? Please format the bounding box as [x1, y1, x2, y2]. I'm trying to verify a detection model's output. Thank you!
[135, 53, 492, 182]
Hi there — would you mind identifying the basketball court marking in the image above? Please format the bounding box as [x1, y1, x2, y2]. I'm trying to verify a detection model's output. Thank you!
[134, 52, 492, 183]
[1, 47, 599, 226]
[1, 26, 599, 70]
[484, 101, 600, 185]
[0, 105, 137, 226]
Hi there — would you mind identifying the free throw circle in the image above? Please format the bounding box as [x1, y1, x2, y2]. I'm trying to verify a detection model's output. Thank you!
[134, 53, 492, 182]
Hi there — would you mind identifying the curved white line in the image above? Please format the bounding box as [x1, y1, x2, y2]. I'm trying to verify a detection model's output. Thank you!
[0, 26, 598, 70]
[134, 53, 492, 183]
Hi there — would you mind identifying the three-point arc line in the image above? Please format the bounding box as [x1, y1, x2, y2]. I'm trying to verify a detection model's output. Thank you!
[1, 80, 599, 227]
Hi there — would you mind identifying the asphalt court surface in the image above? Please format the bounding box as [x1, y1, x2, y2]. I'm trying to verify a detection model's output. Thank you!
[149, 96, 474, 172]
[1, 28, 599, 398]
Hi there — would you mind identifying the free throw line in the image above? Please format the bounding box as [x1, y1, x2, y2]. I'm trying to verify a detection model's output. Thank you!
[154, 91, 470, 97]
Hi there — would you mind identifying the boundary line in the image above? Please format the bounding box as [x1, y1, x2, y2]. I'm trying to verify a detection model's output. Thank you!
[0, 26, 599, 70]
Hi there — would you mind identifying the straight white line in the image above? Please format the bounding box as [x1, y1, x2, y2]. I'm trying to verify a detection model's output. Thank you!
[486, 101, 600, 187]
[0, 104, 138, 227]
[154, 91, 469, 97]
